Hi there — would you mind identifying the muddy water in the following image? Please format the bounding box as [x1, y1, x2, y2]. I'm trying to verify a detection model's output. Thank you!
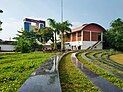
[19, 56, 61, 92]
[71, 53, 123, 92]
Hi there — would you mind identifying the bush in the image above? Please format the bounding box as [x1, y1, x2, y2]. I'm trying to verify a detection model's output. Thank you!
[15, 31, 42, 53]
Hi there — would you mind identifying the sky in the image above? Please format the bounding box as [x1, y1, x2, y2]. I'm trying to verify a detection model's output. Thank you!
[0, 0, 123, 41]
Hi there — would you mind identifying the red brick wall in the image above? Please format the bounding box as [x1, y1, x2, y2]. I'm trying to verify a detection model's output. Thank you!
[78, 31, 81, 41]
[91, 32, 98, 41]
[72, 33, 76, 41]
[83, 31, 90, 41]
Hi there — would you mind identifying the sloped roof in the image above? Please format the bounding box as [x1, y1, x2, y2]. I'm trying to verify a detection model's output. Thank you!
[72, 23, 105, 33]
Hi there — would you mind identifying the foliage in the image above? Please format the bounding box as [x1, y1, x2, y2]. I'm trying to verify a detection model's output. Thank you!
[0, 9, 3, 31]
[15, 31, 40, 53]
[47, 18, 72, 51]
[59, 53, 100, 92]
[77, 52, 123, 89]
[104, 18, 123, 51]
[58, 21, 72, 51]
[0, 9, 3, 13]
[0, 52, 54, 92]
[37, 27, 54, 43]
[47, 18, 60, 50]
[0, 21, 2, 31]
[85, 50, 123, 79]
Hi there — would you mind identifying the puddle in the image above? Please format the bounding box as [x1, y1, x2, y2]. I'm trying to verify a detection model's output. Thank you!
[19, 55, 61, 92]
[71, 53, 123, 92]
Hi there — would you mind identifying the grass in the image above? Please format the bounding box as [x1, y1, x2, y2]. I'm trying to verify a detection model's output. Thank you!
[85, 50, 123, 79]
[77, 52, 123, 89]
[99, 51, 123, 70]
[110, 54, 123, 64]
[0, 52, 54, 92]
[93, 51, 101, 58]
[59, 53, 100, 92]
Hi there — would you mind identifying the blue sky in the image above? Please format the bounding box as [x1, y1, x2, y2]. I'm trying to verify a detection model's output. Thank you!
[0, 0, 123, 40]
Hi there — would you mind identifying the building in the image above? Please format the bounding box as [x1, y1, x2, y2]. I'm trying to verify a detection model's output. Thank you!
[24, 18, 45, 32]
[65, 23, 105, 50]
[0, 41, 16, 51]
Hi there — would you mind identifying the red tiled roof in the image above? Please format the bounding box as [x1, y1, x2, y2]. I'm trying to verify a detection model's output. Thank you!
[71, 23, 105, 33]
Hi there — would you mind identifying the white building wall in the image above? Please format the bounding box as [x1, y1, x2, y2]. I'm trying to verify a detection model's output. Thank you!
[0, 45, 15, 51]
[65, 41, 103, 50]
[92, 42, 103, 50]
[82, 41, 97, 49]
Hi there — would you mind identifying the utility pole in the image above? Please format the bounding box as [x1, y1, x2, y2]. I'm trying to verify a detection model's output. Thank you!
[61, 0, 63, 22]
[0, 9, 3, 31]
[60, 0, 65, 51]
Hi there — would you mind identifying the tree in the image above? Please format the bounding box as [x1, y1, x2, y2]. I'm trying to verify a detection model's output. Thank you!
[104, 18, 123, 51]
[37, 27, 54, 44]
[0, 9, 3, 31]
[47, 18, 60, 50]
[47, 19, 72, 51]
[59, 21, 72, 51]
[15, 31, 39, 53]
[0, 21, 2, 31]
[0, 10, 3, 13]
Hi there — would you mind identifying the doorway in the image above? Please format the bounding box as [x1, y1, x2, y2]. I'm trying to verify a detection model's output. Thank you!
[98, 33, 101, 41]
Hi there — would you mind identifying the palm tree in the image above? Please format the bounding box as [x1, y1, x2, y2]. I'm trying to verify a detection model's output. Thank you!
[37, 27, 54, 44]
[59, 21, 72, 51]
[47, 18, 60, 50]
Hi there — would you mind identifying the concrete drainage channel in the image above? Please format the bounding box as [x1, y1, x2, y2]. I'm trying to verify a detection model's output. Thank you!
[19, 55, 62, 92]
[71, 52, 123, 92]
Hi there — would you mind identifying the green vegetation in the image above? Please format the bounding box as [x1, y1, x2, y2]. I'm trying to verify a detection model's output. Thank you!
[104, 18, 123, 51]
[15, 31, 41, 53]
[0, 52, 54, 92]
[37, 27, 54, 44]
[59, 53, 100, 92]
[47, 18, 60, 50]
[85, 50, 123, 79]
[77, 52, 123, 89]
[98, 51, 123, 69]
[0, 9, 3, 31]
[110, 54, 123, 64]
[48, 18, 72, 51]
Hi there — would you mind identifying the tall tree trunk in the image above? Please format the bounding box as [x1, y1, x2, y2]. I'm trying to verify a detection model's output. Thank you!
[61, 32, 65, 51]
[54, 32, 57, 50]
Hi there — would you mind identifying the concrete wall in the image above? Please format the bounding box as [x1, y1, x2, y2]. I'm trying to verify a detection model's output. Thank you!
[92, 42, 103, 50]
[0, 45, 15, 51]
[82, 41, 97, 49]
[65, 41, 103, 50]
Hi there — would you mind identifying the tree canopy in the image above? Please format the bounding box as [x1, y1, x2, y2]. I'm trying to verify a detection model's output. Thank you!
[104, 18, 123, 51]
[37, 27, 54, 43]
[47, 18, 60, 50]
[0, 9, 3, 31]
[47, 18, 72, 51]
